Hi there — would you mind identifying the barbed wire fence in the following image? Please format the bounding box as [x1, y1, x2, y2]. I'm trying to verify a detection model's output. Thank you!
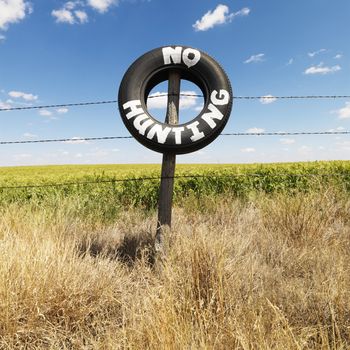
[0, 92, 349, 190]
[1, 93, 349, 144]
[0, 173, 349, 191]
[1, 93, 350, 112]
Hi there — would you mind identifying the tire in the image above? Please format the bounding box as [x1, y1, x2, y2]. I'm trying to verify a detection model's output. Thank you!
[118, 45, 233, 154]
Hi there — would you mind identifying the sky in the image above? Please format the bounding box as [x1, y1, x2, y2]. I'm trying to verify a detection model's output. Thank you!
[0, 0, 349, 166]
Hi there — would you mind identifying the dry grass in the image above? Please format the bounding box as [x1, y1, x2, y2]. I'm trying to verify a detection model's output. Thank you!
[0, 189, 349, 349]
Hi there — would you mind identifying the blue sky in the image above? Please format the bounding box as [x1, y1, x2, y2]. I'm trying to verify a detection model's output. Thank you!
[0, 0, 349, 166]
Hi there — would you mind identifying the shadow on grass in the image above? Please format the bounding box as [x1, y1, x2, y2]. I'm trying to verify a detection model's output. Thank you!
[77, 231, 156, 267]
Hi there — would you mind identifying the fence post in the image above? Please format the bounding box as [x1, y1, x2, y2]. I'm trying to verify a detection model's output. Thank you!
[155, 70, 181, 252]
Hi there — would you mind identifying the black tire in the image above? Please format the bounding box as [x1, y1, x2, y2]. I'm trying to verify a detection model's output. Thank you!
[118, 45, 233, 154]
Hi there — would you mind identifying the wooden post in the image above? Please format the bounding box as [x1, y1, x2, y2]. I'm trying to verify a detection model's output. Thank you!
[155, 70, 181, 251]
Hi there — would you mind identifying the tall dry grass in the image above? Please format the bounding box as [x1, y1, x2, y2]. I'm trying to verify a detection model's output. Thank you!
[0, 188, 349, 349]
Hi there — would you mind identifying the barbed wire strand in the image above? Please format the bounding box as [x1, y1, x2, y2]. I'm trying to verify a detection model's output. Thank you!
[0, 173, 348, 191]
[0, 131, 349, 145]
[1, 93, 350, 112]
[221, 131, 350, 136]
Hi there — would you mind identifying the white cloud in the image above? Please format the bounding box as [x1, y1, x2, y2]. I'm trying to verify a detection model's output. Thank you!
[259, 95, 277, 104]
[240, 147, 255, 153]
[23, 132, 37, 138]
[65, 1, 80, 10]
[52, 2, 88, 24]
[328, 126, 345, 132]
[147, 92, 168, 110]
[244, 53, 265, 64]
[39, 109, 53, 117]
[74, 10, 88, 23]
[147, 91, 198, 110]
[0, 100, 11, 109]
[0, 34, 5, 42]
[193, 4, 250, 31]
[246, 127, 265, 134]
[286, 58, 294, 65]
[0, 0, 32, 30]
[279, 138, 296, 145]
[57, 107, 69, 114]
[304, 62, 341, 75]
[334, 54, 343, 59]
[52, 9, 75, 24]
[87, 0, 118, 13]
[194, 104, 204, 112]
[308, 49, 326, 57]
[331, 102, 350, 120]
[8, 90, 38, 101]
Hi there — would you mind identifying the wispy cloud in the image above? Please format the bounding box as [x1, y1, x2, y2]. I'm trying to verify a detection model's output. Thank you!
[23, 132, 37, 138]
[147, 91, 198, 110]
[328, 126, 345, 132]
[308, 49, 326, 57]
[244, 53, 265, 64]
[39, 109, 53, 117]
[259, 95, 277, 104]
[52, 2, 88, 24]
[280, 138, 296, 145]
[246, 127, 265, 134]
[286, 58, 294, 65]
[74, 10, 88, 23]
[193, 4, 250, 31]
[331, 102, 350, 120]
[0, 100, 12, 110]
[334, 54, 343, 59]
[304, 62, 341, 75]
[0, 0, 32, 30]
[87, 0, 118, 13]
[8, 90, 38, 101]
[57, 107, 69, 114]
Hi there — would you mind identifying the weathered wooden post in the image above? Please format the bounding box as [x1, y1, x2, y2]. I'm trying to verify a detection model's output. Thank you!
[155, 70, 181, 250]
[118, 45, 232, 256]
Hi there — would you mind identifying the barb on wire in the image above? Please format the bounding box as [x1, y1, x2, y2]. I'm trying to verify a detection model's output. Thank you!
[0, 131, 349, 145]
[1, 93, 350, 112]
[0, 173, 348, 191]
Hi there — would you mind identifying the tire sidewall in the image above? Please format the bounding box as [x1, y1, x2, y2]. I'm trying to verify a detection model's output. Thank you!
[118, 46, 233, 154]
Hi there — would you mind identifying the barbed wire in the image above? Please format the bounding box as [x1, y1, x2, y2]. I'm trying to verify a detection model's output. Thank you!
[0, 136, 132, 145]
[0, 100, 117, 112]
[1, 93, 350, 112]
[0, 172, 348, 191]
[221, 131, 350, 136]
[0, 131, 348, 145]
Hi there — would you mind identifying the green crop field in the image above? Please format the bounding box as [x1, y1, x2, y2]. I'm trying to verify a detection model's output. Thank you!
[0, 161, 349, 219]
[1, 161, 350, 349]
